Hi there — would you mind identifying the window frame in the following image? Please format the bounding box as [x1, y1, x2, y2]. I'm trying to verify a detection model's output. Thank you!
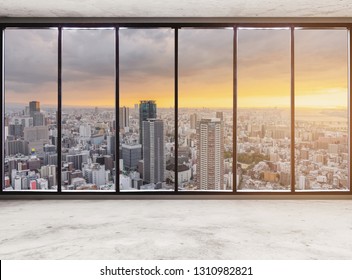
[0, 20, 351, 197]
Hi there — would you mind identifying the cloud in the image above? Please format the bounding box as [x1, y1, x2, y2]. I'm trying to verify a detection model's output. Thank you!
[119, 28, 174, 83]
[178, 29, 233, 83]
[62, 28, 115, 82]
[5, 29, 58, 92]
[295, 29, 348, 87]
[238, 29, 291, 79]
[4, 27, 348, 107]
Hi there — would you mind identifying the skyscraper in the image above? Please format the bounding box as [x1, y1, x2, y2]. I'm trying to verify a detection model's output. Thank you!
[6, 139, 29, 156]
[8, 124, 24, 138]
[142, 119, 164, 185]
[66, 153, 88, 171]
[33, 112, 45, 126]
[190, 113, 198, 130]
[79, 124, 91, 139]
[139, 100, 156, 145]
[107, 135, 116, 156]
[119, 106, 129, 129]
[29, 101, 40, 118]
[196, 118, 224, 190]
[216, 112, 224, 121]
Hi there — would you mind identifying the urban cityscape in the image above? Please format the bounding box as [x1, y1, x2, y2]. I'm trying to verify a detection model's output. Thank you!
[4, 101, 348, 191]
[2, 28, 350, 192]
[4, 101, 58, 190]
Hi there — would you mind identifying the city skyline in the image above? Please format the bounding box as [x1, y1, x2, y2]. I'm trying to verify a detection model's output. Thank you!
[4, 102, 349, 110]
[3, 28, 349, 192]
[3, 99, 349, 191]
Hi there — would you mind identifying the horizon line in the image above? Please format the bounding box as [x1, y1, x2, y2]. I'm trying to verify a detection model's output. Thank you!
[5, 103, 348, 110]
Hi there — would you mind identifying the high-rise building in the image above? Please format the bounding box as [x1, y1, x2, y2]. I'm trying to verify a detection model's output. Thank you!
[104, 155, 114, 172]
[107, 135, 116, 156]
[24, 106, 30, 116]
[29, 101, 40, 118]
[6, 139, 29, 156]
[83, 163, 106, 186]
[190, 113, 198, 130]
[216, 112, 224, 121]
[66, 153, 87, 171]
[196, 118, 224, 190]
[142, 119, 164, 184]
[79, 124, 91, 139]
[33, 112, 45, 126]
[40, 165, 57, 187]
[46, 154, 57, 166]
[122, 143, 142, 171]
[139, 100, 157, 145]
[8, 124, 24, 138]
[119, 107, 129, 129]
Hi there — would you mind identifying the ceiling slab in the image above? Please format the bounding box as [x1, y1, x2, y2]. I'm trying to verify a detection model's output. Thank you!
[0, 0, 352, 18]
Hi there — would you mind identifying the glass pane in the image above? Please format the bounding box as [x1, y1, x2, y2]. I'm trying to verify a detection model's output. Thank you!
[119, 29, 174, 191]
[237, 29, 291, 191]
[62, 29, 115, 191]
[178, 29, 233, 191]
[295, 29, 349, 191]
[4, 29, 58, 191]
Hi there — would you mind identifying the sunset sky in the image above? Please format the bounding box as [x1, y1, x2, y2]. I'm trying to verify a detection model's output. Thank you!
[4, 28, 348, 109]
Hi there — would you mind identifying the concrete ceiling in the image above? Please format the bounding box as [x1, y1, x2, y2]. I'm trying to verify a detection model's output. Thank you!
[0, 0, 351, 18]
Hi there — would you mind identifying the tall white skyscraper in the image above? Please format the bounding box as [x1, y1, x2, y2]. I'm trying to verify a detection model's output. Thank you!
[196, 118, 224, 190]
[79, 124, 91, 139]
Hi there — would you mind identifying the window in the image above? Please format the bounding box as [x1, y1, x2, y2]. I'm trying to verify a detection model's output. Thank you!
[61, 28, 115, 191]
[3, 29, 58, 191]
[178, 29, 233, 191]
[237, 28, 291, 191]
[0, 23, 351, 195]
[295, 29, 349, 191]
[119, 29, 175, 191]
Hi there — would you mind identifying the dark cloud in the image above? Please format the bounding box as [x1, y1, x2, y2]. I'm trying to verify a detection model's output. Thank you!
[119, 29, 174, 83]
[5, 28, 116, 104]
[5, 29, 58, 95]
[62, 28, 115, 82]
[178, 29, 233, 83]
[5, 27, 348, 105]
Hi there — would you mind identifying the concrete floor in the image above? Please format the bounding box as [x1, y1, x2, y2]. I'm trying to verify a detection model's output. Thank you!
[1, 200, 352, 259]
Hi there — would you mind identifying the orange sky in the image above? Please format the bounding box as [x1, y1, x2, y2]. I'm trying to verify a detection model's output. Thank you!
[117, 29, 348, 109]
[5, 28, 349, 109]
